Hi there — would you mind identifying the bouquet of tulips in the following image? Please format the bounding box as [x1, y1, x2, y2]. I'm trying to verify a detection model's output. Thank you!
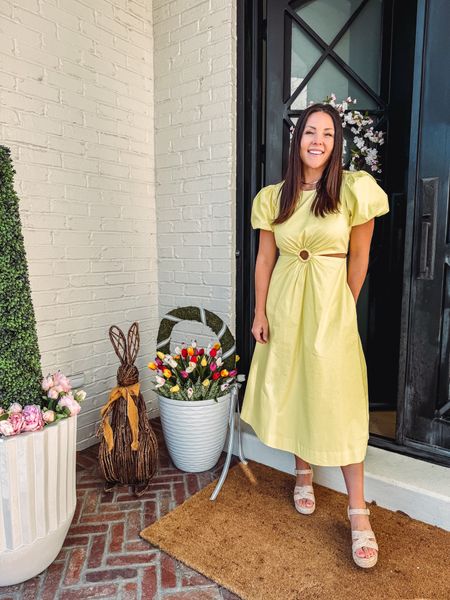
[0, 371, 86, 437]
[148, 340, 239, 401]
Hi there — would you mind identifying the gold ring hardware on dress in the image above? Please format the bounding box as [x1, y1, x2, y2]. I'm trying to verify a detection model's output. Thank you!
[299, 249, 310, 260]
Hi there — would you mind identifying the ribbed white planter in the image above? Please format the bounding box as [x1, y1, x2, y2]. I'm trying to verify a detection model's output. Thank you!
[0, 415, 77, 586]
[158, 393, 231, 472]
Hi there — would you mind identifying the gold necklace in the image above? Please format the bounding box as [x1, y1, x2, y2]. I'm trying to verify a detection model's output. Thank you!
[301, 177, 321, 185]
[300, 182, 319, 192]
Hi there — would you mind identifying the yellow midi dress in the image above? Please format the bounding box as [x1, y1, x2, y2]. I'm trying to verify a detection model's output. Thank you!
[240, 170, 390, 466]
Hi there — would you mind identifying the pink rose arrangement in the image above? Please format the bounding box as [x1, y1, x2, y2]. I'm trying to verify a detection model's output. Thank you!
[0, 371, 86, 437]
[0, 404, 44, 437]
[42, 370, 85, 419]
[22, 405, 45, 432]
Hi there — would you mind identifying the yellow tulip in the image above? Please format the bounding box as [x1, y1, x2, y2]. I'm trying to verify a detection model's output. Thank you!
[220, 369, 229, 377]
[201, 357, 207, 367]
[170, 384, 180, 393]
[148, 362, 157, 370]
[163, 368, 172, 378]
[187, 347, 194, 356]
[157, 351, 165, 360]
[236, 355, 240, 362]
[202, 379, 210, 387]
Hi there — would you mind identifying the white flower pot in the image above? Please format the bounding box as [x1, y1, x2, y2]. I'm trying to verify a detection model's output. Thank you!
[157, 392, 231, 472]
[0, 416, 77, 586]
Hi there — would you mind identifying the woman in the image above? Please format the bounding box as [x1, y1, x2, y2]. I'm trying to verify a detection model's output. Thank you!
[240, 102, 389, 569]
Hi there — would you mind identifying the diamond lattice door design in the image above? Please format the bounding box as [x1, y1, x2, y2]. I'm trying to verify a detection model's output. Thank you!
[265, 0, 395, 392]
[266, 0, 387, 182]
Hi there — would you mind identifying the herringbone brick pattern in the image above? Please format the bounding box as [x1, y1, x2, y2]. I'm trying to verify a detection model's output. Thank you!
[0, 418, 241, 600]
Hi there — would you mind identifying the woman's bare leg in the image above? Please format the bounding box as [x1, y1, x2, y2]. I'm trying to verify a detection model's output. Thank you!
[294, 454, 314, 509]
[341, 462, 377, 559]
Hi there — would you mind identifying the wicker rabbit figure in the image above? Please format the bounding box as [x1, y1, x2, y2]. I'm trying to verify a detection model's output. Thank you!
[97, 322, 158, 496]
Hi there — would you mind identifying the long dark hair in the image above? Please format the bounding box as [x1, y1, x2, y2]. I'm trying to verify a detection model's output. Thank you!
[272, 103, 343, 224]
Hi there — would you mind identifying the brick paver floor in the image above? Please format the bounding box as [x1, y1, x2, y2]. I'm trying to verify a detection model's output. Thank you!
[0, 418, 241, 600]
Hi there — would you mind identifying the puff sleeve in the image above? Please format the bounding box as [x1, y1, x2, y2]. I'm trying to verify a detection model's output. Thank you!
[345, 171, 390, 226]
[250, 185, 278, 231]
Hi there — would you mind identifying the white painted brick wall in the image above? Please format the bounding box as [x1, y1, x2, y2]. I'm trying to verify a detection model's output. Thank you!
[0, 0, 157, 449]
[153, 0, 237, 352]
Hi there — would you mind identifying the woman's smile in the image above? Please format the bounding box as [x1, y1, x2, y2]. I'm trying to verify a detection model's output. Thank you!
[299, 111, 335, 177]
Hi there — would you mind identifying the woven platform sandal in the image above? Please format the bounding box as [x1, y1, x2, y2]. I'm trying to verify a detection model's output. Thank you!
[293, 468, 315, 514]
[347, 506, 379, 568]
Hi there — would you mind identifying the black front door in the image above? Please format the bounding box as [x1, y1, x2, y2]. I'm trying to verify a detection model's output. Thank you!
[236, 0, 449, 464]
[398, 0, 450, 460]
[258, 0, 413, 422]
[263, 0, 408, 422]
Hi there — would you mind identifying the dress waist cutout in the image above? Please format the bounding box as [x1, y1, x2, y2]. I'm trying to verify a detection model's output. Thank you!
[278, 249, 347, 261]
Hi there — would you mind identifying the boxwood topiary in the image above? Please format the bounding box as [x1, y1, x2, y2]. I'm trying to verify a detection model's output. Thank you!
[0, 145, 42, 410]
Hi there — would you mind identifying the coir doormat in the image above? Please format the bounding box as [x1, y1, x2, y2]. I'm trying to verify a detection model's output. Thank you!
[140, 460, 450, 600]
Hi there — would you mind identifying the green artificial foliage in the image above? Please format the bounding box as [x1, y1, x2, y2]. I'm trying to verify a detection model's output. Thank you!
[0, 146, 42, 409]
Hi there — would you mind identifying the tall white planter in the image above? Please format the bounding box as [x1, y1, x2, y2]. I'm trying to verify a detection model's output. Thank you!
[0, 416, 77, 586]
[158, 393, 231, 472]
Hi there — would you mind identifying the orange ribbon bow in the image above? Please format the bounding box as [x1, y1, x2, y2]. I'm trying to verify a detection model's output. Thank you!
[100, 382, 140, 452]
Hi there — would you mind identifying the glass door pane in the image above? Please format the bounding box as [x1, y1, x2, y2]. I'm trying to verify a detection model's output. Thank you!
[294, 0, 365, 44]
[290, 23, 322, 107]
[334, 0, 383, 93]
[291, 57, 378, 109]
